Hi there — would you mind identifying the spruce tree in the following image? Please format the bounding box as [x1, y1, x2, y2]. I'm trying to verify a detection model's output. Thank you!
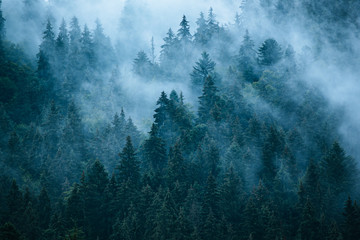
[177, 15, 192, 42]
[190, 52, 216, 90]
[0, 222, 22, 240]
[144, 124, 167, 172]
[198, 75, 219, 123]
[258, 38, 282, 66]
[118, 136, 140, 187]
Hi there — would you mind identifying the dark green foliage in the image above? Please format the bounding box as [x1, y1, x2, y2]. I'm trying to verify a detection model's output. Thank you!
[237, 30, 258, 82]
[144, 124, 167, 172]
[321, 142, 356, 195]
[298, 199, 319, 240]
[198, 75, 220, 123]
[0, 3, 359, 240]
[190, 52, 216, 90]
[0, 222, 22, 240]
[118, 136, 140, 187]
[258, 38, 282, 66]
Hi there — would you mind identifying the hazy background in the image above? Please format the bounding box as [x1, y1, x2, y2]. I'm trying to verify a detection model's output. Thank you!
[2, 0, 360, 159]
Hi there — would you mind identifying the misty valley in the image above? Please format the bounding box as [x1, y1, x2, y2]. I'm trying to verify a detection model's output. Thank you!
[1, 0, 360, 240]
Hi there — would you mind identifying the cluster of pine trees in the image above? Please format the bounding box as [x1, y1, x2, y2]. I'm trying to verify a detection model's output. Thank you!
[1, 0, 360, 240]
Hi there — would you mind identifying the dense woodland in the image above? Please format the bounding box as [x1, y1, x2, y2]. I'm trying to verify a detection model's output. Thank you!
[1, 0, 360, 239]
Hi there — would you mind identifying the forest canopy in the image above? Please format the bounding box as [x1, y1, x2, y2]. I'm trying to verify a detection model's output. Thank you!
[0, 0, 360, 240]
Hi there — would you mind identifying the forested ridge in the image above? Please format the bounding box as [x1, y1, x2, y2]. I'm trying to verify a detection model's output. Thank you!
[1, 0, 360, 239]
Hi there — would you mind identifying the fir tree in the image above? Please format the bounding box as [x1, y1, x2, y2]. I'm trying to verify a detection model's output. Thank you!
[177, 15, 192, 42]
[144, 124, 167, 172]
[198, 76, 219, 123]
[118, 136, 140, 187]
[258, 38, 282, 66]
[190, 52, 216, 89]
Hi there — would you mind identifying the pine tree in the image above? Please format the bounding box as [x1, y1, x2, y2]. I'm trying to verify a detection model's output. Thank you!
[118, 136, 140, 187]
[56, 18, 69, 73]
[6, 180, 23, 226]
[205, 8, 220, 40]
[160, 28, 177, 70]
[144, 124, 167, 172]
[154, 91, 170, 128]
[321, 141, 356, 195]
[173, 207, 192, 240]
[37, 187, 51, 230]
[133, 50, 154, 77]
[65, 183, 84, 228]
[237, 30, 258, 82]
[93, 19, 116, 70]
[203, 173, 220, 218]
[201, 208, 219, 240]
[80, 25, 94, 67]
[342, 196, 359, 240]
[220, 166, 243, 223]
[204, 141, 220, 177]
[167, 143, 186, 188]
[7, 131, 21, 167]
[0, 222, 22, 240]
[258, 127, 281, 188]
[152, 189, 177, 240]
[194, 12, 208, 45]
[40, 19, 56, 58]
[298, 199, 319, 240]
[83, 160, 109, 239]
[177, 15, 192, 42]
[258, 38, 282, 66]
[190, 52, 216, 89]
[198, 75, 219, 123]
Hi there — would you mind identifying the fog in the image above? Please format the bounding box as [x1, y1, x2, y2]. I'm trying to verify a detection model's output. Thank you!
[2, 0, 360, 160]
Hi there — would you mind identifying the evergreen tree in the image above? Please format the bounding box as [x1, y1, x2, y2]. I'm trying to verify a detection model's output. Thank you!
[237, 30, 258, 82]
[37, 187, 51, 230]
[0, 222, 22, 240]
[40, 19, 56, 58]
[93, 19, 116, 70]
[190, 52, 216, 90]
[203, 173, 220, 218]
[258, 126, 282, 187]
[80, 25, 94, 67]
[154, 91, 169, 128]
[144, 124, 167, 172]
[321, 141, 356, 195]
[152, 189, 177, 240]
[160, 28, 177, 70]
[201, 208, 219, 240]
[83, 159, 109, 239]
[205, 8, 220, 41]
[298, 199, 319, 240]
[177, 15, 192, 42]
[167, 143, 186, 188]
[6, 180, 23, 226]
[194, 12, 208, 45]
[258, 38, 282, 66]
[220, 166, 243, 223]
[173, 207, 192, 240]
[56, 18, 69, 74]
[342, 196, 360, 240]
[65, 183, 84, 228]
[118, 136, 140, 187]
[198, 75, 220, 123]
[133, 50, 154, 77]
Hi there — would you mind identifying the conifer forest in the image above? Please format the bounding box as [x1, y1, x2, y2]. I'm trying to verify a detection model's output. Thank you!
[1, 0, 360, 239]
